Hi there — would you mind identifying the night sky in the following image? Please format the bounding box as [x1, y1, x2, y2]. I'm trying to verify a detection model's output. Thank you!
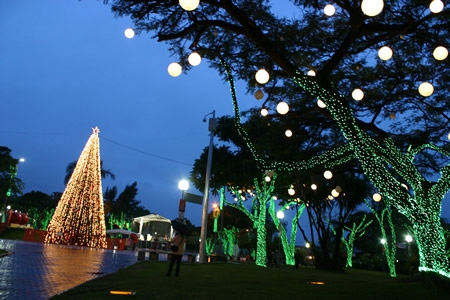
[1, 0, 256, 224]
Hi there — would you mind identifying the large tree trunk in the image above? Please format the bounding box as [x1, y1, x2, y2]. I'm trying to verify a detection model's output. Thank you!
[411, 196, 450, 275]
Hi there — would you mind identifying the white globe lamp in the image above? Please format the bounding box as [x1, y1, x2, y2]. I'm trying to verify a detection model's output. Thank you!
[188, 52, 202, 66]
[418, 82, 434, 97]
[276, 101, 289, 115]
[124, 28, 135, 39]
[179, 0, 200, 11]
[361, 0, 384, 17]
[255, 69, 270, 84]
[168, 62, 182, 77]
[378, 46, 393, 60]
[352, 88, 364, 101]
[433, 46, 448, 61]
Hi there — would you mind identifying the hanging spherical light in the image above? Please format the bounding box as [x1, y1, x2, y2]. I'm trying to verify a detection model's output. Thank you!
[261, 108, 268, 116]
[276, 211, 285, 219]
[331, 189, 340, 198]
[307, 70, 316, 76]
[276, 101, 289, 115]
[288, 186, 295, 196]
[335, 186, 342, 193]
[317, 99, 327, 108]
[378, 46, 393, 60]
[373, 193, 382, 202]
[361, 0, 384, 17]
[265, 176, 271, 182]
[429, 0, 444, 13]
[418, 82, 434, 97]
[324, 4, 336, 16]
[324, 170, 333, 179]
[168, 62, 182, 77]
[448, 132, 450, 140]
[179, 0, 200, 11]
[352, 88, 364, 101]
[433, 46, 448, 61]
[188, 52, 202, 66]
[285, 129, 293, 137]
[255, 69, 270, 84]
[124, 28, 135, 39]
[254, 89, 264, 100]
[311, 184, 318, 191]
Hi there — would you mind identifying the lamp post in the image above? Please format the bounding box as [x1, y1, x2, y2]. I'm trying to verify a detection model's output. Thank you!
[199, 110, 216, 263]
[2, 158, 24, 223]
[178, 179, 189, 220]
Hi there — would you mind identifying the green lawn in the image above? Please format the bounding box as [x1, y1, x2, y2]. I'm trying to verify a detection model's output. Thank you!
[50, 261, 450, 299]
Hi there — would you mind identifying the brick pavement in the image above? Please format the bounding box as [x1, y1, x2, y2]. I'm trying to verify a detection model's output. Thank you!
[0, 239, 138, 299]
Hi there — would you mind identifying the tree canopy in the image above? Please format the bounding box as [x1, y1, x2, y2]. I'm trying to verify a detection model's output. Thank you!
[103, 0, 450, 277]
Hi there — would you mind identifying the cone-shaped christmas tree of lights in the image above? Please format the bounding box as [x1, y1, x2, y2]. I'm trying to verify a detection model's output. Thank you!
[44, 127, 107, 248]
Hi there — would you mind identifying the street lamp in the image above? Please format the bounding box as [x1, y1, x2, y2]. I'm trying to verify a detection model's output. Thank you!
[405, 234, 413, 257]
[199, 110, 216, 263]
[177, 179, 189, 220]
[2, 158, 25, 223]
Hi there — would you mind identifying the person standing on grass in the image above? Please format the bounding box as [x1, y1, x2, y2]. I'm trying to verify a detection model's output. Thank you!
[166, 231, 186, 277]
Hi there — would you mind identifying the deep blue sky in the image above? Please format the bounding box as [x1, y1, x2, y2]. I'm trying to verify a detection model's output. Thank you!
[0, 0, 258, 225]
[1, 1, 448, 229]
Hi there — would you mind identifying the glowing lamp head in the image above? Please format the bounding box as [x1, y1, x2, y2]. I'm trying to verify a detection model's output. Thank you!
[378, 46, 393, 60]
[307, 69, 316, 76]
[418, 82, 434, 97]
[311, 184, 317, 191]
[288, 187, 295, 196]
[255, 69, 270, 84]
[124, 28, 135, 39]
[168, 62, 182, 77]
[276, 211, 285, 219]
[324, 4, 336, 16]
[261, 108, 268, 116]
[381, 238, 386, 244]
[285, 129, 293, 137]
[361, 0, 384, 17]
[265, 176, 271, 182]
[331, 189, 339, 198]
[323, 170, 333, 180]
[254, 89, 264, 100]
[429, 0, 444, 13]
[188, 52, 202, 66]
[276, 101, 289, 115]
[178, 179, 189, 191]
[405, 234, 413, 243]
[373, 193, 382, 202]
[433, 46, 448, 61]
[179, 0, 200, 11]
[317, 99, 327, 108]
[352, 88, 364, 101]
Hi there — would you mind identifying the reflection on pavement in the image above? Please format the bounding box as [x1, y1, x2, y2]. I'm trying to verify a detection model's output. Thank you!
[0, 240, 138, 300]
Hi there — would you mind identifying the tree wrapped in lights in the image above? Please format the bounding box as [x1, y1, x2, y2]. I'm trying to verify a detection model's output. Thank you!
[365, 200, 399, 277]
[330, 214, 373, 268]
[44, 127, 107, 248]
[268, 199, 305, 266]
[226, 173, 277, 266]
[105, 0, 450, 277]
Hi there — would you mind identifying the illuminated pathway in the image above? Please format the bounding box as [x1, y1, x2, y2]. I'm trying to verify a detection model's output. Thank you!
[0, 240, 138, 299]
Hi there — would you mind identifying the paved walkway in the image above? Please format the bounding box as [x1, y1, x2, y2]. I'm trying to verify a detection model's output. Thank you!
[0, 239, 139, 300]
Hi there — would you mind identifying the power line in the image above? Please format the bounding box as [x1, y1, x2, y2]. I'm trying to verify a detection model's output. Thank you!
[100, 136, 193, 167]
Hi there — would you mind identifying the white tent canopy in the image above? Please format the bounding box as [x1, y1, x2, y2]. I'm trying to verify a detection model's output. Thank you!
[132, 213, 172, 240]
